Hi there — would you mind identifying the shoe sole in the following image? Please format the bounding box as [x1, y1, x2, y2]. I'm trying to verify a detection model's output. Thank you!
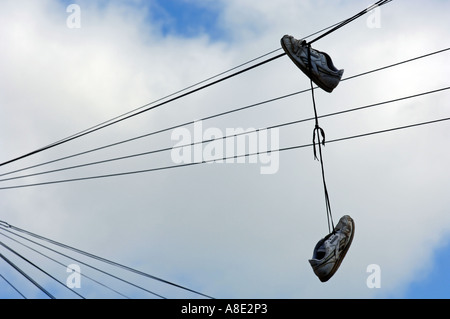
[280, 37, 334, 93]
[320, 217, 355, 282]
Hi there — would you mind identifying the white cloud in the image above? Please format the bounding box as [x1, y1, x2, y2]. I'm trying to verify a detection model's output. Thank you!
[0, 0, 449, 299]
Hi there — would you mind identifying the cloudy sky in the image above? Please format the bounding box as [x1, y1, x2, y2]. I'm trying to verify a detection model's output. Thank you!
[0, 0, 449, 299]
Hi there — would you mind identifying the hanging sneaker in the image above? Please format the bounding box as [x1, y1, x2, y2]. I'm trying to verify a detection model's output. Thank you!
[308, 215, 355, 282]
[281, 35, 344, 93]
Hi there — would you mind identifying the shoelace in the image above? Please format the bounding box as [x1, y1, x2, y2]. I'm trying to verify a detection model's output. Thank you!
[306, 42, 336, 233]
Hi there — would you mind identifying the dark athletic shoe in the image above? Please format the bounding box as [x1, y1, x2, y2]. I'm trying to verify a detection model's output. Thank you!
[309, 215, 355, 282]
[281, 34, 344, 93]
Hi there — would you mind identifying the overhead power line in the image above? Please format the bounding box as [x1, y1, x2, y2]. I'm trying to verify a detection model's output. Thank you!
[0, 246, 56, 299]
[1, 47, 448, 181]
[0, 273, 27, 299]
[1, 86, 448, 184]
[0, 240, 86, 299]
[0, 221, 214, 299]
[309, 0, 392, 44]
[0, 0, 394, 169]
[0, 54, 284, 169]
[0, 114, 448, 191]
[0, 229, 133, 299]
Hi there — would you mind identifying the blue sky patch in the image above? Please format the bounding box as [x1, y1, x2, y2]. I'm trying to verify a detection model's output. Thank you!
[149, 0, 224, 39]
[402, 237, 450, 298]
[59, 0, 225, 39]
